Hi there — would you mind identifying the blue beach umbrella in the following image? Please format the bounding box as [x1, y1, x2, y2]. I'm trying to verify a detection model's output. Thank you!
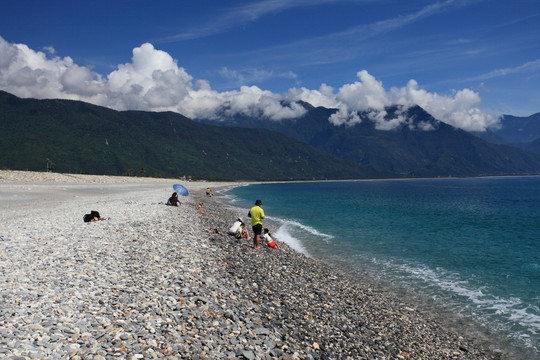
[173, 184, 189, 196]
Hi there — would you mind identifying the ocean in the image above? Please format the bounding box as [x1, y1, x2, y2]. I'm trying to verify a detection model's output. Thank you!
[223, 176, 540, 358]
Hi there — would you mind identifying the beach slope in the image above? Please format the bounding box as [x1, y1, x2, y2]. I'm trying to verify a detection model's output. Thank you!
[0, 171, 500, 359]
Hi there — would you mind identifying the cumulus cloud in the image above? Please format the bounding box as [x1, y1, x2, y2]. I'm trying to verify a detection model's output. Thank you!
[106, 43, 193, 110]
[0, 37, 304, 121]
[61, 64, 105, 97]
[0, 38, 71, 99]
[288, 70, 499, 131]
[389, 80, 499, 131]
[285, 84, 339, 108]
[0, 36, 498, 131]
[328, 70, 393, 127]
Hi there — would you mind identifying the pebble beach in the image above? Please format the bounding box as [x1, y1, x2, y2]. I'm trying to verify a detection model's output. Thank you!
[0, 170, 504, 359]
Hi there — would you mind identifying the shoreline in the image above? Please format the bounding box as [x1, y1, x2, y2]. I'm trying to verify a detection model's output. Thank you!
[219, 181, 539, 360]
[0, 170, 509, 359]
[199, 191, 507, 359]
[213, 185, 537, 360]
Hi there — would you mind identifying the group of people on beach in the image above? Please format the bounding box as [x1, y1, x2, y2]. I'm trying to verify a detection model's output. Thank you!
[228, 200, 279, 250]
[167, 189, 278, 250]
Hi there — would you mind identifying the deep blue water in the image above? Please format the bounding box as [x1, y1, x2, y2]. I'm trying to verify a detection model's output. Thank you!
[224, 177, 540, 357]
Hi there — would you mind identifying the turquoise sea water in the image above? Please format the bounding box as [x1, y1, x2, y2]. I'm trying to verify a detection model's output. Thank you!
[223, 177, 540, 358]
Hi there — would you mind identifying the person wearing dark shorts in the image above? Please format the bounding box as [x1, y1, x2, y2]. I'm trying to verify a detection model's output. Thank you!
[252, 224, 263, 236]
[248, 200, 265, 250]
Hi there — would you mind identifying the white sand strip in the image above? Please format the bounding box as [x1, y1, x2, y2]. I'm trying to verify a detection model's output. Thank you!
[0, 170, 242, 219]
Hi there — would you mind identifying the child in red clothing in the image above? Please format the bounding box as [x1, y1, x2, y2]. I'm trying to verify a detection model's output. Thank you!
[263, 228, 280, 249]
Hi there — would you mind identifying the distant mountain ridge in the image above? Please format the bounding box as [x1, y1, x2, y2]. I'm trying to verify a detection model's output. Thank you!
[0, 91, 374, 180]
[471, 112, 540, 153]
[2, 90, 540, 179]
[496, 113, 540, 144]
[196, 102, 540, 177]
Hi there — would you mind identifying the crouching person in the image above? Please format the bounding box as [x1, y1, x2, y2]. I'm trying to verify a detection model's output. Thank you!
[235, 223, 250, 241]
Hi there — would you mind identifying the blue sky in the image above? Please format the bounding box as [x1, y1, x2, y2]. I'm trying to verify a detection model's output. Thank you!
[0, 0, 539, 131]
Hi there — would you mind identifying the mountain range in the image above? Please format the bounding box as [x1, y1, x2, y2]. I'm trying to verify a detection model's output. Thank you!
[0, 91, 373, 180]
[1, 90, 540, 180]
[471, 112, 540, 154]
[196, 102, 540, 178]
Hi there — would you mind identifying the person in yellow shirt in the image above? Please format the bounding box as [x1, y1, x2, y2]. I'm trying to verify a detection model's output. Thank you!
[248, 199, 265, 250]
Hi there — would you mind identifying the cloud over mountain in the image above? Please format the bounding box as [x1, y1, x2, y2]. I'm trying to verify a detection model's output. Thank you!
[0, 36, 498, 131]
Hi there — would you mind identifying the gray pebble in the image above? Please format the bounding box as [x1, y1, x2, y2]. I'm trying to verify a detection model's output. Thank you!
[0, 184, 505, 360]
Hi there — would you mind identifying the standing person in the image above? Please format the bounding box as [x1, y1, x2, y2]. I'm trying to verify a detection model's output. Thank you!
[248, 200, 265, 250]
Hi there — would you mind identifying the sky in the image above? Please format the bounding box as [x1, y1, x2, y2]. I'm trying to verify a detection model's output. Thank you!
[0, 0, 539, 132]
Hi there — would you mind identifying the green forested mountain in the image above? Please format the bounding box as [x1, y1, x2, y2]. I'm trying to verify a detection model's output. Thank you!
[3, 90, 540, 179]
[0, 91, 376, 180]
[198, 103, 540, 177]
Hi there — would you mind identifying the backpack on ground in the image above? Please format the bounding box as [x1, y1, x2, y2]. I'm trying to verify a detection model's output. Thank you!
[83, 210, 100, 222]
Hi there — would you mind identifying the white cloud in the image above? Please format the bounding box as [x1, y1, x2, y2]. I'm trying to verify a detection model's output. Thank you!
[208, 86, 306, 121]
[336, 70, 390, 111]
[370, 110, 407, 131]
[0, 37, 304, 121]
[328, 104, 362, 126]
[288, 70, 499, 131]
[0, 39, 72, 99]
[61, 63, 105, 97]
[285, 84, 339, 108]
[467, 59, 540, 81]
[43, 46, 56, 55]
[289, 71, 407, 129]
[0, 36, 498, 131]
[106, 43, 193, 110]
[389, 79, 499, 131]
[288, 71, 396, 128]
[164, 0, 358, 42]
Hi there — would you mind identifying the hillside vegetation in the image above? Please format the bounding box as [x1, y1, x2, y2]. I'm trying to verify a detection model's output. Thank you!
[0, 91, 375, 180]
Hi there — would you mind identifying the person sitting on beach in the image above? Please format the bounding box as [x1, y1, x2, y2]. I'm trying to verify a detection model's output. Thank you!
[166, 192, 180, 206]
[263, 228, 280, 249]
[228, 217, 243, 235]
[235, 223, 250, 241]
[206, 187, 212, 197]
[197, 202, 211, 216]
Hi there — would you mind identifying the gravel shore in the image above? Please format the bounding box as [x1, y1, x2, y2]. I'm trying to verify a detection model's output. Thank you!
[0, 171, 503, 359]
